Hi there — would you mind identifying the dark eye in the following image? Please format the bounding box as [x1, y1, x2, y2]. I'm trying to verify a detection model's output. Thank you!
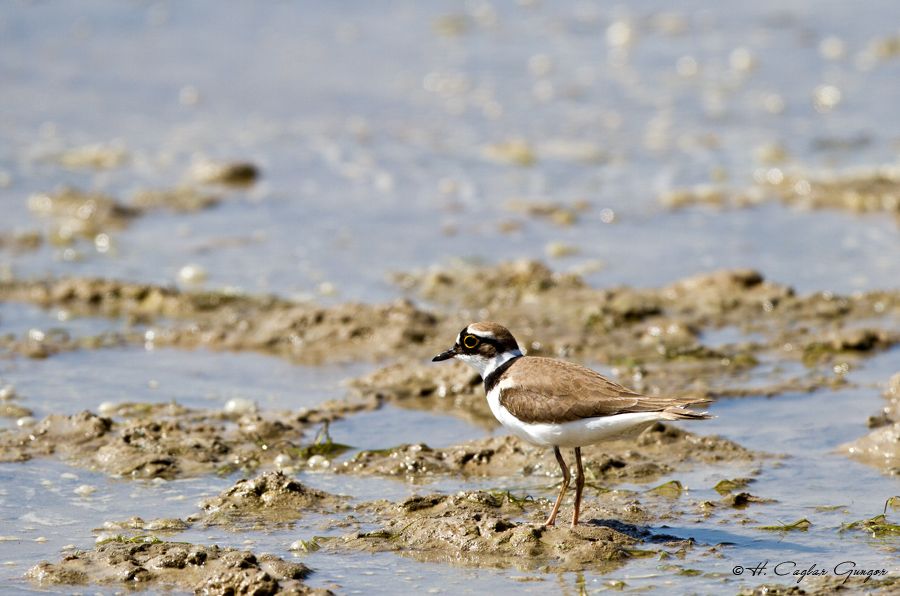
[463, 335, 479, 349]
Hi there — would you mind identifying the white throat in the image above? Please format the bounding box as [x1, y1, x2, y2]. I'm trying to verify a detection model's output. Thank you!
[456, 349, 522, 379]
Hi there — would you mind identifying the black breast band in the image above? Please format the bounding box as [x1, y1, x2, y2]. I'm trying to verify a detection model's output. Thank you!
[483, 356, 522, 393]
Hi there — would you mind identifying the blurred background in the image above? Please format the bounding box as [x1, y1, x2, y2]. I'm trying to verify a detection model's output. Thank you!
[3, 0, 899, 301]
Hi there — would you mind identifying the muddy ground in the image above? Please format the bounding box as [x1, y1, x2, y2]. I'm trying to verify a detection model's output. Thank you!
[27, 539, 328, 595]
[3, 260, 897, 392]
[5, 2, 900, 592]
[3, 260, 898, 592]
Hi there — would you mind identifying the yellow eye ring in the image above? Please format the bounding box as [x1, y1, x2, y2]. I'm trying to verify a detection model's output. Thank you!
[463, 335, 479, 349]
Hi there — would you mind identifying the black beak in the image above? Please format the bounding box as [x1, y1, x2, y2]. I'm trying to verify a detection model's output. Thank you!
[432, 346, 458, 362]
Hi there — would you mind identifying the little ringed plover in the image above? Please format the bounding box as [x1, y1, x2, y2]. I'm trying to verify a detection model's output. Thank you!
[433, 322, 712, 527]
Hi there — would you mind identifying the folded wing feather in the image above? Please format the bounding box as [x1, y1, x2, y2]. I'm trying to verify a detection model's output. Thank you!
[498, 357, 711, 424]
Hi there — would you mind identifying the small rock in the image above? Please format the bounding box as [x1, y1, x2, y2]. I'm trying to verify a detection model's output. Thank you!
[178, 264, 207, 284]
[223, 398, 256, 415]
[190, 160, 259, 186]
[74, 485, 96, 497]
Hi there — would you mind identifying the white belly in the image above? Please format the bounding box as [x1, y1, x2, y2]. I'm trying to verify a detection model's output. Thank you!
[486, 386, 665, 448]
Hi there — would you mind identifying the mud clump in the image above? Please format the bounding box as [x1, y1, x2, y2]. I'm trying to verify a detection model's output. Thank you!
[338, 490, 637, 571]
[659, 185, 730, 210]
[54, 143, 128, 170]
[502, 199, 588, 226]
[0, 230, 43, 252]
[0, 328, 134, 359]
[764, 166, 900, 215]
[28, 187, 140, 242]
[190, 160, 260, 186]
[193, 471, 343, 528]
[131, 186, 220, 212]
[394, 259, 584, 307]
[23, 185, 223, 250]
[661, 164, 900, 218]
[340, 423, 755, 482]
[0, 405, 340, 479]
[842, 373, 900, 475]
[0, 402, 32, 418]
[26, 540, 327, 594]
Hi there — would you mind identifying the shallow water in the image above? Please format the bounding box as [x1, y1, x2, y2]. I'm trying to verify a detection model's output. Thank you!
[4, 1, 900, 300]
[1, 346, 370, 418]
[2, 0, 900, 594]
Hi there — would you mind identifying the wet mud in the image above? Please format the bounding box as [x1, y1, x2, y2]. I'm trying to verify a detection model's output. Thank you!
[27, 540, 327, 594]
[764, 166, 900, 216]
[189, 160, 260, 186]
[4, 260, 894, 398]
[331, 489, 698, 572]
[843, 373, 900, 475]
[191, 471, 346, 528]
[1, 261, 896, 591]
[25, 185, 224, 245]
[397, 262, 897, 363]
[0, 277, 438, 364]
[0, 402, 370, 478]
[662, 164, 900, 219]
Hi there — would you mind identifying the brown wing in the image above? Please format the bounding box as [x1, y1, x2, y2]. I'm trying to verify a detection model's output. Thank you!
[498, 357, 708, 424]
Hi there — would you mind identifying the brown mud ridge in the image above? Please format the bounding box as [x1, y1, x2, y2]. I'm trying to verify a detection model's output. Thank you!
[0, 327, 137, 359]
[27, 540, 328, 595]
[842, 373, 900, 475]
[332, 490, 693, 572]
[339, 423, 756, 482]
[2, 262, 897, 369]
[661, 163, 900, 218]
[0, 277, 438, 364]
[0, 402, 375, 479]
[395, 261, 898, 369]
[2, 262, 896, 386]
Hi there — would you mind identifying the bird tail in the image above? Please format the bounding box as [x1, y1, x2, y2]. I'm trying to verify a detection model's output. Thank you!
[661, 397, 714, 420]
[662, 408, 713, 420]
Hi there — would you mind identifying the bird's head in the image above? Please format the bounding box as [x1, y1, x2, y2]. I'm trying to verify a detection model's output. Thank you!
[432, 322, 522, 378]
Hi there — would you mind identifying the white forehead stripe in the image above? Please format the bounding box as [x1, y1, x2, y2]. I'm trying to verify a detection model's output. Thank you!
[469, 328, 496, 339]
